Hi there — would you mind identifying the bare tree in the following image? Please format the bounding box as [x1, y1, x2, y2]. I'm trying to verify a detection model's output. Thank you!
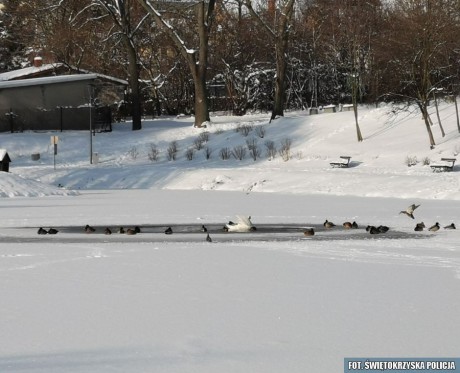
[9, 0, 97, 68]
[89, 0, 146, 131]
[378, 0, 459, 148]
[0, 1, 37, 71]
[327, 1, 377, 142]
[213, 1, 268, 115]
[243, 0, 296, 122]
[136, 0, 217, 128]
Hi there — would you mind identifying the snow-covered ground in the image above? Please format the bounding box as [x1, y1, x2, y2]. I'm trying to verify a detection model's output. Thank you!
[1, 104, 459, 372]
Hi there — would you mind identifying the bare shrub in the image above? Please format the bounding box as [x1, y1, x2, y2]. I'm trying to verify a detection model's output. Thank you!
[219, 147, 232, 160]
[422, 156, 431, 166]
[265, 140, 277, 160]
[185, 148, 195, 161]
[232, 145, 247, 160]
[405, 155, 418, 167]
[128, 146, 139, 160]
[167, 141, 178, 161]
[204, 147, 213, 160]
[236, 123, 253, 136]
[279, 138, 292, 161]
[193, 138, 204, 151]
[147, 143, 159, 162]
[193, 132, 210, 151]
[255, 125, 266, 138]
[198, 131, 210, 143]
[246, 137, 261, 161]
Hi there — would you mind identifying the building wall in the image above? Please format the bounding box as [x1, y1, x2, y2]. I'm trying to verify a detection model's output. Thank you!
[0, 107, 113, 133]
[0, 80, 90, 111]
[0, 79, 121, 132]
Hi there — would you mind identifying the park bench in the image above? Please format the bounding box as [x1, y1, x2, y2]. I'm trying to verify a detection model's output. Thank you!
[330, 156, 352, 168]
[430, 158, 456, 172]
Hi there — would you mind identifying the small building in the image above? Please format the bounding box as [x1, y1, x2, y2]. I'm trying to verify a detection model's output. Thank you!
[0, 149, 11, 172]
[0, 59, 127, 133]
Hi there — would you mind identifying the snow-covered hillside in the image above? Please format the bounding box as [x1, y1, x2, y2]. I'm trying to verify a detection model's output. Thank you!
[1, 103, 459, 200]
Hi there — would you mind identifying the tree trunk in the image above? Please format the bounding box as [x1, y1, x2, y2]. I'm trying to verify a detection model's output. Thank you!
[455, 95, 460, 133]
[192, 65, 210, 127]
[124, 36, 142, 131]
[433, 91, 445, 137]
[271, 39, 287, 121]
[191, 1, 211, 127]
[353, 104, 363, 142]
[418, 102, 436, 148]
[351, 74, 363, 142]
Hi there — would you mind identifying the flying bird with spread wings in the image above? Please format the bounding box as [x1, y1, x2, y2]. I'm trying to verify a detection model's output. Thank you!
[399, 204, 420, 219]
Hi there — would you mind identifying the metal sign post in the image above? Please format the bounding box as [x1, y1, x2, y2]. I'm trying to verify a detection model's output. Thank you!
[89, 98, 93, 164]
[51, 136, 58, 169]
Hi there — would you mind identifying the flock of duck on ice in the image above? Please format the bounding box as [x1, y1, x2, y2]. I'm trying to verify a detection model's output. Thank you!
[315, 204, 456, 236]
[34, 204, 455, 242]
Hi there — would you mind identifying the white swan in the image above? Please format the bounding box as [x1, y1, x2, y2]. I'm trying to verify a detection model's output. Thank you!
[224, 215, 256, 232]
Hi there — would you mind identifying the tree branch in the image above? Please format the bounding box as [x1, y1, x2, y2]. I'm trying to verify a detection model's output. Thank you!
[243, 0, 275, 38]
[135, 0, 197, 68]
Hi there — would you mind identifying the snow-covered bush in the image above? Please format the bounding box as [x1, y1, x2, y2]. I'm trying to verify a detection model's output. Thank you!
[236, 123, 253, 137]
[246, 138, 261, 161]
[255, 126, 266, 138]
[279, 138, 292, 161]
[193, 137, 205, 151]
[167, 141, 178, 161]
[185, 148, 194, 161]
[232, 145, 246, 160]
[204, 147, 212, 160]
[128, 146, 139, 160]
[265, 140, 277, 160]
[198, 132, 210, 143]
[405, 155, 418, 167]
[219, 147, 231, 160]
[147, 143, 159, 162]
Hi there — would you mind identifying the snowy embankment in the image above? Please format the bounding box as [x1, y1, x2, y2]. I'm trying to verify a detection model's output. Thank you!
[0, 172, 77, 198]
[1, 103, 459, 200]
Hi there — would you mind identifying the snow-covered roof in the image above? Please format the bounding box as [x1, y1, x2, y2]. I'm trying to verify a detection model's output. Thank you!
[0, 149, 10, 161]
[0, 63, 66, 81]
[0, 74, 127, 90]
[0, 63, 127, 86]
